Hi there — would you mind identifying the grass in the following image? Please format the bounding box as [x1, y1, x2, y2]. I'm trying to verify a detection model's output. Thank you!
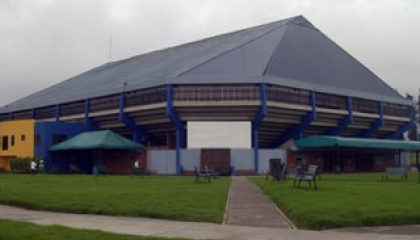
[0, 219, 201, 240]
[0, 174, 230, 223]
[251, 173, 420, 230]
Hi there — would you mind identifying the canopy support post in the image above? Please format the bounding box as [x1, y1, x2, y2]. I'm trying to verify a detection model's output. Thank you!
[397, 150, 402, 167]
[336, 145, 340, 173]
[417, 151, 419, 182]
[167, 85, 184, 175]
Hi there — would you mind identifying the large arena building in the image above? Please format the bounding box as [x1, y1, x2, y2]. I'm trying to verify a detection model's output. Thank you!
[0, 16, 414, 174]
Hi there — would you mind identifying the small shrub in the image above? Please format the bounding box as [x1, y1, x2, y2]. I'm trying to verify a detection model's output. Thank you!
[10, 157, 36, 173]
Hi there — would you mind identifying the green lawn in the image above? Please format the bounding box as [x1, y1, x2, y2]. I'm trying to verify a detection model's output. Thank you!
[0, 174, 230, 223]
[0, 219, 200, 240]
[251, 173, 420, 230]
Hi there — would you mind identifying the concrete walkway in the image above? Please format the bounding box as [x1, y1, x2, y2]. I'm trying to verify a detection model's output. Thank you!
[226, 177, 292, 228]
[1, 204, 419, 240]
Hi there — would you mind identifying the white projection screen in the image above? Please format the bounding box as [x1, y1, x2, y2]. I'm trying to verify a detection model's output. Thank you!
[187, 121, 251, 149]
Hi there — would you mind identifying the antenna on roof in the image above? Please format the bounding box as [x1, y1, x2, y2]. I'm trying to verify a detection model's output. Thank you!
[108, 35, 113, 62]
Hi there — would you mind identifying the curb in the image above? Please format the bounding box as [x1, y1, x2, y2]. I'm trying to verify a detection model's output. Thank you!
[267, 196, 297, 230]
[222, 177, 233, 224]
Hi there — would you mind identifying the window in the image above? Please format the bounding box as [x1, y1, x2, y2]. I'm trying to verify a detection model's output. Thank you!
[21, 135, 26, 141]
[52, 134, 67, 144]
[11, 135, 14, 146]
[2, 136, 8, 150]
[34, 134, 41, 146]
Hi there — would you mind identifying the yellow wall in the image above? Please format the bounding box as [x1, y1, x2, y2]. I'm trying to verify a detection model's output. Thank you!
[0, 120, 35, 171]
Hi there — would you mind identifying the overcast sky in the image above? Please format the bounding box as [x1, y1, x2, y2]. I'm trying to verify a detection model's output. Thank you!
[1, 0, 419, 106]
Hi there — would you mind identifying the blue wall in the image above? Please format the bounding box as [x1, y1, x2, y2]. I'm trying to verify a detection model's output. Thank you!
[34, 122, 85, 173]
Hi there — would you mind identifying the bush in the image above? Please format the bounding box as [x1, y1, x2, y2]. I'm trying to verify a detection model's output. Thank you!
[10, 157, 39, 173]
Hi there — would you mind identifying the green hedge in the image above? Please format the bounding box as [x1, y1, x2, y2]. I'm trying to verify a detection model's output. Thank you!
[10, 156, 43, 173]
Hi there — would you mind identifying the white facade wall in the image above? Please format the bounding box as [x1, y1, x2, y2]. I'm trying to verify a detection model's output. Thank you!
[147, 148, 287, 175]
[259, 149, 286, 174]
[187, 121, 251, 149]
[147, 150, 176, 174]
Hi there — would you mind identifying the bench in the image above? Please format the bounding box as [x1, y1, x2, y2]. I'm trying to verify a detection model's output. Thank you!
[382, 167, 407, 181]
[288, 165, 322, 180]
[219, 167, 232, 176]
[195, 166, 212, 183]
[207, 167, 220, 179]
[132, 167, 148, 177]
[294, 165, 318, 190]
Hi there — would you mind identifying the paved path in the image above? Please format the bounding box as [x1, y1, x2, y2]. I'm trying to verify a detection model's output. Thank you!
[226, 177, 292, 228]
[1, 204, 420, 240]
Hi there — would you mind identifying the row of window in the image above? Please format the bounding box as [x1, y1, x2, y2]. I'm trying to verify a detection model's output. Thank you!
[0, 86, 411, 120]
[0, 134, 66, 151]
[1, 135, 26, 151]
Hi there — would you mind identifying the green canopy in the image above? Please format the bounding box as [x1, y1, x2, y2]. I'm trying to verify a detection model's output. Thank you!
[50, 130, 143, 151]
[295, 136, 420, 151]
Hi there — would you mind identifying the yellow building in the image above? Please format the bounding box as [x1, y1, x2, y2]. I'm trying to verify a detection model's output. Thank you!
[0, 120, 35, 171]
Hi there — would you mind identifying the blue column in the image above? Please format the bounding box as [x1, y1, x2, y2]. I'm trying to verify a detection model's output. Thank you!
[271, 91, 316, 147]
[84, 99, 90, 125]
[31, 109, 35, 119]
[9, 112, 14, 120]
[167, 85, 184, 175]
[118, 93, 150, 142]
[55, 104, 60, 122]
[358, 102, 384, 138]
[118, 92, 125, 120]
[84, 99, 98, 130]
[133, 130, 141, 142]
[253, 128, 259, 173]
[252, 83, 267, 174]
[325, 97, 353, 135]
